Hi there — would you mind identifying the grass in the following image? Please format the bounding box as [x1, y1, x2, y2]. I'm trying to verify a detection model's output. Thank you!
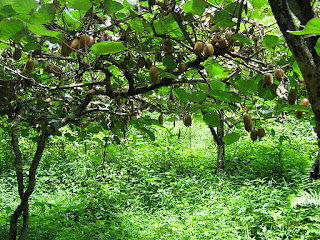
[0, 119, 320, 239]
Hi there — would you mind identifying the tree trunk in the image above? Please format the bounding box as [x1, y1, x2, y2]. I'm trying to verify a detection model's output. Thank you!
[209, 118, 226, 172]
[268, 0, 320, 179]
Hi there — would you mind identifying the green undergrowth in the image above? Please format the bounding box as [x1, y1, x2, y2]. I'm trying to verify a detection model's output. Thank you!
[0, 120, 320, 239]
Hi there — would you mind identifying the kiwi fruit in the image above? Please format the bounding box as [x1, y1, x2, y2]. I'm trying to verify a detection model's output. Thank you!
[288, 90, 297, 105]
[151, 72, 159, 84]
[70, 38, 80, 50]
[61, 41, 72, 57]
[173, 83, 180, 88]
[50, 65, 61, 76]
[296, 110, 303, 119]
[263, 73, 273, 86]
[44, 63, 53, 73]
[136, 56, 146, 68]
[24, 59, 35, 74]
[204, 43, 214, 57]
[158, 114, 164, 124]
[45, 98, 51, 103]
[116, 96, 123, 105]
[183, 114, 192, 127]
[243, 113, 252, 126]
[245, 121, 253, 132]
[300, 98, 310, 107]
[218, 39, 227, 48]
[163, 39, 173, 53]
[149, 65, 158, 76]
[274, 69, 284, 80]
[13, 48, 22, 60]
[194, 41, 204, 54]
[250, 129, 258, 141]
[210, 37, 218, 46]
[80, 34, 95, 48]
[257, 127, 265, 138]
[178, 63, 186, 73]
[87, 89, 95, 95]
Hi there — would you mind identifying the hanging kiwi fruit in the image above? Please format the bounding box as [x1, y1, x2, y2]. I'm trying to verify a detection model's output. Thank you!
[218, 39, 227, 48]
[288, 89, 297, 105]
[163, 39, 173, 53]
[183, 114, 192, 127]
[136, 56, 146, 68]
[178, 63, 186, 73]
[203, 43, 214, 57]
[257, 127, 265, 138]
[158, 114, 164, 124]
[274, 68, 284, 80]
[194, 41, 204, 54]
[149, 65, 158, 76]
[296, 110, 303, 119]
[300, 98, 310, 107]
[243, 113, 253, 132]
[61, 41, 72, 57]
[70, 38, 80, 51]
[24, 59, 35, 74]
[13, 48, 22, 60]
[80, 34, 95, 48]
[250, 129, 258, 141]
[263, 73, 273, 86]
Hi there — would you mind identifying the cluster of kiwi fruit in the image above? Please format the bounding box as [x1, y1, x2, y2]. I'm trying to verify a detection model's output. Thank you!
[263, 68, 284, 87]
[194, 41, 215, 57]
[243, 113, 265, 141]
[287, 88, 310, 119]
[136, 56, 159, 83]
[61, 34, 95, 57]
[44, 63, 61, 76]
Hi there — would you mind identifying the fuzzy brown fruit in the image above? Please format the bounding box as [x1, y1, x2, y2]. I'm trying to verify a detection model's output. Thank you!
[288, 90, 297, 105]
[173, 83, 180, 88]
[250, 129, 258, 141]
[274, 69, 284, 80]
[296, 111, 303, 119]
[158, 115, 164, 124]
[243, 113, 252, 126]
[263, 73, 273, 86]
[151, 72, 159, 84]
[149, 65, 158, 76]
[163, 39, 173, 53]
[136, 56, 146, 68]
[24, 59, 35, 74]
[204, 43, 214, 57]
[245, 122, 253, 132]
[87, 89, 95, 95]
[257, 127, 265, 138]
[300, 98, 310, 107]
[80, 34, 95, 48]
[70, 38, 80, 50]
[61, 41, 72, 57]
[178, 63, 186, 73]
[13, 48, 22, 60]
[184, 114, 192, 127]
[50, 65, 61, 76]
[218, 39, 227, 48]
[194, 41, 204, 54]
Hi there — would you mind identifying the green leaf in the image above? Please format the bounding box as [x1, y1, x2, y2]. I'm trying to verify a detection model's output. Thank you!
[174, 88, 190, 102]
[68, 0, 92, 11]
[288, 18, 320, 36]
[12, 0, 37, 14]
[210, 80, 226, 91]
[183, 0, 206, 16]
[130, 17, 144, 34]
[27, 24, 63, 38]
[212, 10, 236, 28]
[206, 63, 228, 79]
[188, 90, 206, 102]
[262, 35, 279, 49]
[162, 55, 177, 70]
[104, 0, 123, 14]
[91, 41, 126, 54]
[0, 18, 25, 40]
[231, 33, 252, 45]
[203, 113, 221, 127]
[154, 19, 166, 35]
[29, 3, 56, 24]
[140, 127, 155, 141]
[223, 132, 240, 145]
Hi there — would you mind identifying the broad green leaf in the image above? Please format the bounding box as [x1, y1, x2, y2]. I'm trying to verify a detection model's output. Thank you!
[12, 0, 37, 14]
[91, 41, 126, 54]
[262, 35, 279, 49]
[206, 63, 228, 79]
[27, 24, 63, 38]
[174, 88, 190, 102]
[0, 18, 25, 40]
[233, 79, 258, 95]
[212, 10, 236, 28]
[29, 4, 56, 24]
[288, 18, 320, 36]
[162, 55, 177, 70]
[210, 80, 226, 91]
[104, 0, 123, 14]
[154, 19, 166, 35]
[183, 0, 206, 16]
[68, 0, 92, 11]
[223, 132, 240, 145]
[231, 33, 252, 45]
[140, 127, 155, 141]
[188, 90, 206, 102]
[203, 113, 221, 127]
[130, 17, 144, 34]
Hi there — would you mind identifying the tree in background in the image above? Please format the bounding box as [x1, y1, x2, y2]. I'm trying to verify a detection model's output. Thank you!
[0, 0, 314, 239]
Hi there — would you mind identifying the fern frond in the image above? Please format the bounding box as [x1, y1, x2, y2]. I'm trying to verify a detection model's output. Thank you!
[290, 191, 320, 207]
